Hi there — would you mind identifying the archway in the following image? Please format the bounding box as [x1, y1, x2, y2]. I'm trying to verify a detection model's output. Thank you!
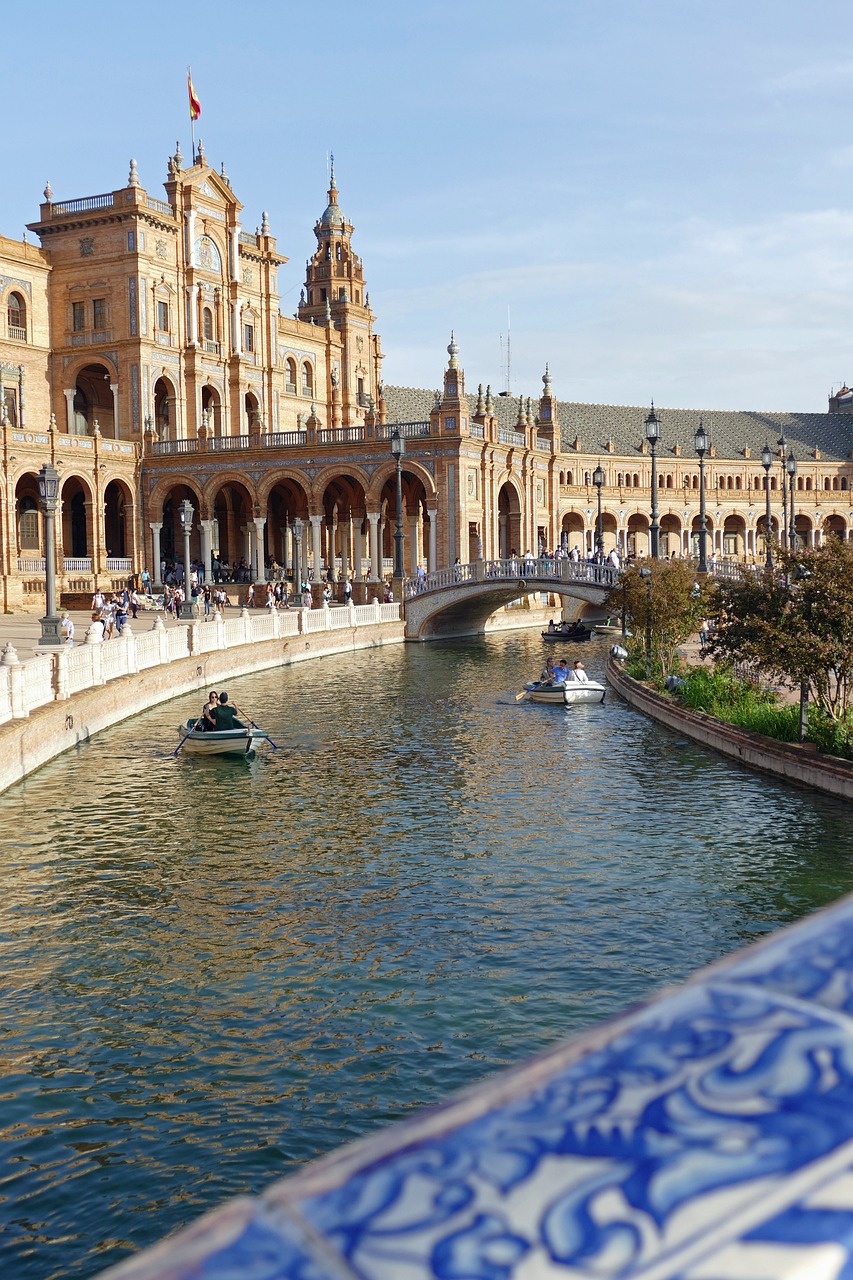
[15, 475, 41, 557]
[722, 515, 746, 558]
[823, 514, 847, 544]
[201, 385, 222, 436]
[561, 511, 585, 555]
[59, 476, 92, 560]
[244, 391, 260, 431]
[104, 480, 133, 561]
[627, 513, 649, 558]
[263, 478, 310, 586]
[691, 514, 715, 560]
[153, 376, 177, 441]
[497, 482, 523, 560]
[660, 514, 682, 558]
[73, 363, 115, 436]
[210, 482, 254, 580]
[756, 514, 780, 559]
[793, 514, 813, 550]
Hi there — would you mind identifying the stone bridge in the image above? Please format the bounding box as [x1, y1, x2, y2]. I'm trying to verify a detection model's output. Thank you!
[403, 557, 620, 640]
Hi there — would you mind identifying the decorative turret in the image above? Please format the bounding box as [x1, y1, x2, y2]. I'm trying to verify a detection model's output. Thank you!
[438, 333, 467, 436]
[538, 364, 558, 441]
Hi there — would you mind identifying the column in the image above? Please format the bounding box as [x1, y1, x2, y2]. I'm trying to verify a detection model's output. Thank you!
[110, 383, 120, 438]
[185, 209, 197, 266]
[188, 285, 199, 347]
[408, 512, 419, 575]
[353, 513, 363, 582]
[427, 505, 438, 571]
[232, 300, 242, 356]
[230, 225, 241, 282]
[310, 514, 323, 583]
[367, 512, 381, 581]
[149, 522, 163, 586]
[499, 511, 508, 559]
[253, 517, 266, 580]
[301, 523, 310, 583]
[242, 524, 252, 570]
[340, 513, 350, 582]
[64, 388, 75, 434]
[200, 519, 214, 581]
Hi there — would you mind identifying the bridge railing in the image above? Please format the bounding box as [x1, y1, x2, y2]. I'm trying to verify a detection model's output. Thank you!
[405, 558, 620, 598]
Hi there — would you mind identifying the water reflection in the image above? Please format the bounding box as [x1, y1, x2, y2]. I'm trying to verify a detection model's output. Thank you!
[1, 632, 853, 1278]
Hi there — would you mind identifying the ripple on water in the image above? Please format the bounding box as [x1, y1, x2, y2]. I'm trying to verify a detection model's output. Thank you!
[2, 632, 853, 1278]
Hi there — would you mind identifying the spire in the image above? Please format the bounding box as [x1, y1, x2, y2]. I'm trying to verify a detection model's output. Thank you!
[526, 396, 533, 424]
[542, 363, 552, 396]
[220, 161, 231, 188]
[447, 330, 459, 370]
[476, 383, 486, 415]
[485, 384, 494, 414]
[174, 140, 183, 171]
[516, 396, 526, 428]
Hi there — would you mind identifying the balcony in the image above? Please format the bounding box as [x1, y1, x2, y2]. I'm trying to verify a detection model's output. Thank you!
[64, 557, 93, 573]
[203, 340, 221, 356]
[106, 557, 132, 573]
[152, 439, 199, 456]
[376, 421, 431, 441]
[209, 434, 250, 452]
[263, 431, 308, 448]
[7, 325, 26, 343]
[47, 193, 114, 216]
[146, 196, 175, 217]
[498, 427, 526, 448]
[318, 427, 365, 444]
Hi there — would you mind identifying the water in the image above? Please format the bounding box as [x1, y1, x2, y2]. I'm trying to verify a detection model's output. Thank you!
[2, 632, 853, 1279]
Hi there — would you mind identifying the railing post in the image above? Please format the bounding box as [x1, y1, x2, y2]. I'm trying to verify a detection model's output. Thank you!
[152, 616, 170, 666]
[187, 621, 202, 657]
[84, 626, 106, 686]
[122, 621, 139, 675]
[2, 644, 27, 718]
[211, 609, 226, 650]
[296, 607, 305, 634]
[53, 647, 70, 701]
[240, 607, 252, 644]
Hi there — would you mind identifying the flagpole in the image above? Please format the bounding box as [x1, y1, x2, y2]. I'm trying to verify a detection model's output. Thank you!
[188, 66, 196, 162]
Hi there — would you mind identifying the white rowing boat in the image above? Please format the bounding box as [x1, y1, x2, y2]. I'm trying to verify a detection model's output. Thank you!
[177, 720, 255, 756]
[525, 680, 607, 706]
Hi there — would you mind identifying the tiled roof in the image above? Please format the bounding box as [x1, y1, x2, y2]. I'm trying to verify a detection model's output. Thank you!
[383, 386, 853, 463]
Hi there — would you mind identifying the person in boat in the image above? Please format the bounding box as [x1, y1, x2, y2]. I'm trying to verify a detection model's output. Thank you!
[570, 660, 589, 684]
[201, 690, 219, 731]
[538, 657, 556, 683]
[547, 619, 557, 633]
[554, 659, 570, 683]
[212, 692, 245, 731]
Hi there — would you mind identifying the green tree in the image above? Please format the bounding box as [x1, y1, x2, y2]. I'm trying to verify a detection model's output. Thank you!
[709, 542, 853, 721]
[619, 560, 710, 676]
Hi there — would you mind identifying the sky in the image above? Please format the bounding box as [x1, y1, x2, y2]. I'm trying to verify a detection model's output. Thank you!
[5, 0, 853, 412]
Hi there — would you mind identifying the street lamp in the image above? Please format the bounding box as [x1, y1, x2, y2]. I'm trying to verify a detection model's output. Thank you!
[37, 462, 61, 645]
[645, 403, 661, 559]
[292, 516, 303, 604]
[592, 463, 605, 560]
[778, 434, 788, 551]
[390, 427, 405, 580]
[177, 497, 199, 619]
[694, 420, 709, 574]
[760, 443, 774, 568]
[786, 450, 798, 552]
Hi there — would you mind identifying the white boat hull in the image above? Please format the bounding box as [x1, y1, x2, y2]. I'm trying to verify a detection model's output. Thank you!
[526, 681, 607, 706]
[178, 725, 254, 756]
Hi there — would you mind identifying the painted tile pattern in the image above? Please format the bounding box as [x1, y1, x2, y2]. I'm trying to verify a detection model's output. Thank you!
[100, 894, 853, 1280]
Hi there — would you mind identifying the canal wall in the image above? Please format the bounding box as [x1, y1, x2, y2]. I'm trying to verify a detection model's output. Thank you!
[0, 603, 404, 795]
[605, 654, 853, 801]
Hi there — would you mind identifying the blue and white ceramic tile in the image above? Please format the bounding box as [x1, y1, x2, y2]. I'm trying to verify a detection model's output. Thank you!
[101, 894, 853, 1280]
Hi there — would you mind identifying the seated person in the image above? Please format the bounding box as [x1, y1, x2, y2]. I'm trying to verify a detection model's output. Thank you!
[571, 660, 589, 683]
[212, 692, 244, 730]
[547, 619, 557, 633]
[201, 691, 219, 731]
[554, 660, 570, 683]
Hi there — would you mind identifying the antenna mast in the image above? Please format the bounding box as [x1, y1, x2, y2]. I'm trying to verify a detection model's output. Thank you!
[505, 305, 511, 397]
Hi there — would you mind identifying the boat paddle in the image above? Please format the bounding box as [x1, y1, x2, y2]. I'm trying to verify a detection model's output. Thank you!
[515, 689, 528, 701]
[232, 703, 280, 749]
[174, 715, 204, 756]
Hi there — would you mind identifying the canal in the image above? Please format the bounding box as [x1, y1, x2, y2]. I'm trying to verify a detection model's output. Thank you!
[2, 630, 853, 1279]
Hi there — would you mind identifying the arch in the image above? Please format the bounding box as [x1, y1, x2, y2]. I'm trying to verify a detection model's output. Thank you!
[146, 473, 205, 517]
[365, 459, 437, 508]
[59, 474, 94, 558]
[755, 513, 779, 558]
[285, 357, 297, 393]
[497, 480, 523, 560]
[660, 513, 682, 558]
[201, 383, 222, 435]
[323, 472, 374, 582]
[793, 513, 813, 549]
[244, 390, 261, 429]
[301, 361, 314, 396]
[153, 375, 178, 441]
[207, 480, 255, 578]
[15, 475, 41, 553]
[627, 512, 650, 558]
[104, 477, 134, 559]
[73, 362, 114, 436]
[7, 290, 26, 340]
[823, 514, 847, 542]
[722, 513, 746, 558]
[194, 235, 223, 274]
[690, 513, 715, 559]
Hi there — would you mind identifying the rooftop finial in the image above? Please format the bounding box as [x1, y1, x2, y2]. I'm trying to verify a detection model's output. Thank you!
[543, 363, 552, 395]
[43, 180, 53, 202]
[261, 210, 270, 235]
[196, 136, 205, 164]
[220, 161, 230, 188]
[174, 140, 183, 170]
[128, 158, 139, 187]
[330, 152, 336, 190]
[447, 330, 459, 369]
[325, 296, 332, 324]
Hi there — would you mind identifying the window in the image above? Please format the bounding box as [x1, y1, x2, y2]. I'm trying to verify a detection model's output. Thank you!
[302, 362, 313, 394]
[157, 300, 169, 331]
[243, 324, 254, 353]
[444, 415, 457, 432]
[203, 308, 214, 340]
[336, 243, 342, 261]
[286, 357, 297, 393]
[126, 231, 135, 252]
[2, 386, 17, 426]
[339, 287, 346, 300]
[320, 288, 327, 303]
[19, 498, 39, 551]
[93, 298, 107, 330]
[71, 301, 85, 332]
[7, 292, 26, 339]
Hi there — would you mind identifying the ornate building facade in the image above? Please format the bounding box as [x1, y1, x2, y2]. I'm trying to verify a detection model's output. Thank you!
[1, 144, 852, 611]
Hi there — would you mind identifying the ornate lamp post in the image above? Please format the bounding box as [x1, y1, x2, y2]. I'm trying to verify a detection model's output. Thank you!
[694, 420, 709, 574]
[390, 428, 405, 581]
[37, 462, 62, 645]
[178, 497, 199, 619]
[592, 463, 605, 560]
[786, 451, 798, 551]
[645, 403, 661, 558]
[292, 516, 303, 604]
[761, 443, 774, 568]
[778, 434, 788, 550]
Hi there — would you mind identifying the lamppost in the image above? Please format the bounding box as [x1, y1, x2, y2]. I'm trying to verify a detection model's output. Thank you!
[37, 462, 62, 645]
[292, 516, 303, 604]
[178, 497, 199, 619]
[787, 450, 798, 552]
[592, 463, 605, 560]
[694, 420, 709, 574]
[778, 434, 788, 551]
[760, 443, 774, 568]
[390, 427, 405, 581]
[645, 403, 661, 558]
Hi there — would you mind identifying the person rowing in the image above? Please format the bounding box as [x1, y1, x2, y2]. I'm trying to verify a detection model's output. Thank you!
[212, 692, 245, 730]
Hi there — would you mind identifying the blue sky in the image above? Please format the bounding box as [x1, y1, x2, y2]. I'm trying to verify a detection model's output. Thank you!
[5, 0, 853, 411]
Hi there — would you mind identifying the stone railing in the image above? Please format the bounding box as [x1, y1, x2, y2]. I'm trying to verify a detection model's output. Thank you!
[405, 557, 620, 598]
[0, 602, 401, 726]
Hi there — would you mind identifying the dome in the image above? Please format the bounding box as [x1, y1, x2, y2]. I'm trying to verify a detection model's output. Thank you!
[320, 200, 346, 229]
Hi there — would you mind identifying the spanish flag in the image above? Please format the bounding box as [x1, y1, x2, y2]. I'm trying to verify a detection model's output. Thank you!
[187, 69, 201, 121]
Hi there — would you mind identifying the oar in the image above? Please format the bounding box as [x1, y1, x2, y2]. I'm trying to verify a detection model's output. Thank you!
[232, 704, 280, 749]
[174, 715, 204, 756]
[515, 690, 528, 702]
